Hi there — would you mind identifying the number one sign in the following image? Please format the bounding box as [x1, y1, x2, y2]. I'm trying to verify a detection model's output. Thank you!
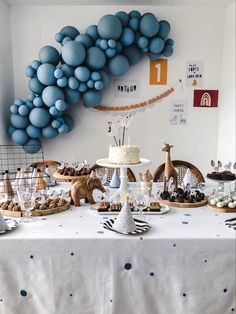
[149, 59, 168, 85]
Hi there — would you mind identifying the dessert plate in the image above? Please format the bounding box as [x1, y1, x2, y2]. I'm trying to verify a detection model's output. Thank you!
[0, 219, 18, 235]
[89, 204, 170, 215]
[103, 218, 151, 235]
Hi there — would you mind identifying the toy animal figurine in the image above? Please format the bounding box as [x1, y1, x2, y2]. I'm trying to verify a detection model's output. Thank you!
[161, 141, 178, 192]
[70, 171, 106, 206]
[138, 169, 153, 182]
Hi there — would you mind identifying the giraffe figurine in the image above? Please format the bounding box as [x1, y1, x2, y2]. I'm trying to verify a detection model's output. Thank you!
[161, 142, 178, 192]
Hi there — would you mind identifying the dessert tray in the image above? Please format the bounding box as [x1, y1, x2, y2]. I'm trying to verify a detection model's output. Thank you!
[0, 199, 70, 217]
[158, 198, 208, 208]
[103, 217, 151, 235]
[207, 195, 236, 213]
[53, 172, 89, 182]
[89, 203, 170, 215]
[0, 219, 18, 234]
[207, 203, 236, 213]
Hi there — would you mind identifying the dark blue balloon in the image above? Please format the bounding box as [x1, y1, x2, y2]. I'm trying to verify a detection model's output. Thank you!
[129, 10, 141, 19]
[86, 47, 106, 70]
[42, 125, 58, 139]
[120, 28, 135, 46]
[83, 89, 102, 107]
[28, 77, 45, 94]
[122, 45, 143, 65]
[162, 44, 174, 57]
[147, 51, 162, 60]
[108, 54, 129, 77]
[86, 25, 99, 42]
[39, 46, 60, 65]
[60, 26, 79, 39]
[10, 114, 29, 129]
[115, 11, 129, 27]
[64, 87, 81, 105]
[149, 37, 165, 54]
[23, 139, 42, 154]
[157, 20, 170, 38]
[140, 13, 159, 38]
[98, 14, 122, 40]
[75, 34, 93, 49]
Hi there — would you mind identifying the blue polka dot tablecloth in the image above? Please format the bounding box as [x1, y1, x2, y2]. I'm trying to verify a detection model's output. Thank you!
[0, 184, 235, 314]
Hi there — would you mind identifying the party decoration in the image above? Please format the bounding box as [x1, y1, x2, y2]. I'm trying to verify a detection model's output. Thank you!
[8, 10, 174, 152]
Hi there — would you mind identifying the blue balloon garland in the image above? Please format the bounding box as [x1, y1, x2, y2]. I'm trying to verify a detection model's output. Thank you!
[8, 10, 174, 153]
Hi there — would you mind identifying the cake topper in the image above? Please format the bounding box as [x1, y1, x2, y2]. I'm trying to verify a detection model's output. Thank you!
[106, 115, 133, 146]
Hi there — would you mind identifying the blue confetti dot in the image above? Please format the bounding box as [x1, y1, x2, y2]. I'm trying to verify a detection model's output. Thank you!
[59, 225, 63, 227]
[124, 263, 132, 270]
[41, 218, 47, 220]
[231, 308, 234, 312]
[204, 259, 207, 263]
[70, 293, 73, 297]
[182, 293, 186, 297]
[182, 221, 189, 224]
[223, 288, 227, 293]
[173, 244, 176, 247]
[30, 255, 34, 259]
[149, 272, 155, 276]
[140, 237, 143, 240]
[97, 231, 104, 234]
[215, 214, 218, 216]
[184, 213, 191, 216]
[103, 217, 108, 219]
[110, 300, 113, 303]
[20, 290, 27, 297]
[0, 299, 2, 302]
[71, 252, 74, 256]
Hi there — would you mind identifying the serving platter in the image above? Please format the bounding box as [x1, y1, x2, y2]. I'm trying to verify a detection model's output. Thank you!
[207, 203, 236, 213]
[158, 197, 208, 208]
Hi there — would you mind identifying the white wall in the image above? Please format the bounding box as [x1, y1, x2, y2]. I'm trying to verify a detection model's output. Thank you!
[0, 0, 14, 144]
[217, 1, 236, 163]
[9, 5, 226, 175]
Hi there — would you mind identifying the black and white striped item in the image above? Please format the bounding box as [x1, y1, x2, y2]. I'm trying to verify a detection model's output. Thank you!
[225, 217, 236, 230]
[103, 218, 151, 235]
[0, 219, 18, 234]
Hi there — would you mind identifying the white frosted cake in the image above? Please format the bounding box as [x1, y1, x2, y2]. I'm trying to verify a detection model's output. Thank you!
[108, 145, 140, 164]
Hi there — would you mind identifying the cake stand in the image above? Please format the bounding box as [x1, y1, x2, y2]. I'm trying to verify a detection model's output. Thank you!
[207, 178, 235, 193]
[96, 158, 151, 200]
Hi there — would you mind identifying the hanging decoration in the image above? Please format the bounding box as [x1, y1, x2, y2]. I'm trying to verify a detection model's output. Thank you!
[7, 10, 175, 153]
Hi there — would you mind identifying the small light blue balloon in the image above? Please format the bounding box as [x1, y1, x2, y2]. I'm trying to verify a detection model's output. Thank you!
[129, 18, 140, 32]
[7, 125, 16, 137]
[129, 10, 141, 19]
[14, 99, 24, 106]
[28, 94, 36, 101]
[106, 48, 116, 58]
[95, 39, 102, 48]
[91, 71, 101, 81]
[28, 77, 45, 95]
[64, 88, 81, 105]
[42, 125, 58, 139]
[83, 89, 102, 107]
[97, 14, 122, 40]
[87, 79, 94, 89]
[29, 108, 50, 128]
[58, 124, 69, 134]
[100, 71, 110, 87]
[149, 37, 165, 54]
[78, 83, 88, 92]
[94, 80, 104, 91]
[108, 39, 116, 48]
[49, 106, 62, 117]
[138, 36, 149, 49]
[158, 20, 171, 39]
[55, 32, 64, 43]
[25, 65, 36, 78]
[30, 60, 41, 70]
[140, 13, 159, 38]
[26, 125, 42, 139]
[108, 54, 129, 77]
[10, 105, 18, 114]
[25, 100, 34, 109]
[54, 68, 63, 79]
[10, 114, 29, 129]
[51, 119, 61, 129]
[74, 66, 90, 82]
[68, 77, 79, 90]
[55, 99, 67, 112]
[37, 63, 56, 86]
[23, 139, 42, 154]
[100, 39, 108, 50]
[86, 25, 99, 41]
[57, 77, 68, 88]
[115, 11, 129, 27]
[18, 105, 30, 116]
[120, 28, 134, 46]
[12, 129, 29, 145]
[147, 51, 162, 60]
[61, 64, 74, 77]
[39, 45, 60, 66]
[42, 86, 65, 107]
[61, 41, 86, 67]
[60, 26, 79, 39]
[162, 44, 174, 57]
[62, 37, 72, 46]
[165, 38, 174, 46]
[86, 47, 106, 70]
[75, 34, 93, 49]
[121, 45, 143, 66]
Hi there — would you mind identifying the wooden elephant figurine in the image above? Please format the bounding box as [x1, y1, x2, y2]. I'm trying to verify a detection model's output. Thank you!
[70, 171, 106, 206]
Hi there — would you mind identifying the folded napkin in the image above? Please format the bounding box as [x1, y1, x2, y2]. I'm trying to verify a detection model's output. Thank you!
[0, 213, 9, 232]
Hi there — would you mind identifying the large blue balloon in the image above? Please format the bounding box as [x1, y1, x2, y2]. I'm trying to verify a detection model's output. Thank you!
[157, 20, 170, 38]
[26, 125, 42, 139]
[86, 25, 99, 42]
[39, 46, 60, 65]
[61, 41, 86, 67]
[98, 14, 122, 40]
[122, 45, 143, 65]
[18, 105, 30, 116]
[149, 37, 165, 54]
[42, 126, 58, 139]
[129, 10, 141, 19]
[120, 28, 134, 46]
[23, 139, 42, 154]
[115, 11, 129, 27]
[129, 18, 140, 32]
[10, 114, 29, 129]
[74, 66, 90, 82]
[108, 54, 129, 77]
[37, 63, 56, 86]
[42, 86, 65, 107]
[60, 26, 79, 39]
[29, 108, 50, 128]
[86, 47, 106, 70]
[140, 13, 159, 38]
[64, 88, 81, 105]
[12, 129, 28, 145]
[75, 34, 93, 49]
[83, 90, 102, 107]
[28, 77, 45, 94]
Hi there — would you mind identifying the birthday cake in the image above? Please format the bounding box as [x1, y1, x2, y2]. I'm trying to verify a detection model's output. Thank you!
[108, 145, 140, 164]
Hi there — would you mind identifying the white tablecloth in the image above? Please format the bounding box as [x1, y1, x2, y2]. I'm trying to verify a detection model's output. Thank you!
[0, 183, 235, 314]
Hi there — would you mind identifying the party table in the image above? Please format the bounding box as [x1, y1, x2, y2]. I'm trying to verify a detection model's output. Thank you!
[0, 183, 235, 314]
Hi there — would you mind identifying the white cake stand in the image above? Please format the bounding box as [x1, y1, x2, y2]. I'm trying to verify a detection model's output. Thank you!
[96, 158, 151, 200]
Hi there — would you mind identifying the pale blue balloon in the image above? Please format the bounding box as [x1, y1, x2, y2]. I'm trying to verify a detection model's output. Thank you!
[83, 89, 102, 107]
[39, 45, 60, 66]
[55, 32, 64, 43]
[68, 77, 79, 90]
[95, 39, 102, 48]
[64, 88, 81, 105]
[42, 125, 58, 139]
[55, 99, 67, 111]
[23, 139, 42, 154]
[54, 68, 63, 79]
[33, 97, 43, 107]
[108, 39, 116, 48]
[86, 47, 106, 70]
[91, 71, 101, 81]
[51, 120, 61, 129]
[12, 129, 29, 145]
[94, 80, 104, 91]
[37, 63, 56, 86]
[30, 60, 41, 70]
[10, 105, 18, 114]
[115, 11, 129, 27]
[49, 106, 61, 117]
[138, 36, 149, 49]
[97, 14, 122, 40]
[74, 66, 90, 82]
[86, 25, 99, 41]
[62, 37, 72, 46]
[29, 108, 50, 128]
[78, 83, 88, 92]
[149, 37, 164, 54]
[158, 20, 170, 39]
[106, 48, 116, 58]
[140, 13, 159, 38]
[75, 34, 93, 49]
[28, 77, 45, 94]
[10, 114, 29, 129]
[42, 86, 65, 107]
[100, 39, 108, 50]
[87, 79, 94, 89]
[57, 77, 68, 88]
[25, 65, 36, 78]
[108, 54, 129, 77]
[18, 105, 30, 116]
[26, 125, 42, 139]
[14, 99, 24, 106]
[61, 41, 86, 67]
[58, 124, 69, 134]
